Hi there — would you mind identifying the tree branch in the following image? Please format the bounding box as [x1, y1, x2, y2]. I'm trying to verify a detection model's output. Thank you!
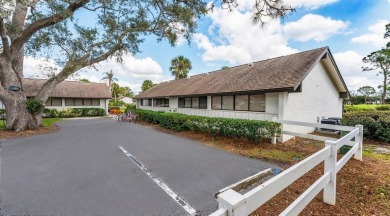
[0, 18, 10, 55]
[11, 0, 90, 55]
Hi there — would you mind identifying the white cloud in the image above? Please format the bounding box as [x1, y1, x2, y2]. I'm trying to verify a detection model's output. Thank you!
[333, 51, 382, 91]
[193, 9, 298, 64]
[351, 19, 389, 48]
[284, 0, 338, 9]
[194, 9, 347, 65]
[23, 56, 61, 78]
[284, 14, 349, 42]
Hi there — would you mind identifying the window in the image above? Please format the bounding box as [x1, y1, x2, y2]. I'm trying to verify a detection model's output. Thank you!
[199, 97, 207, 109]
[84, 99, 92, 106]
[178, 98, 185, 108]
[222, 95, 234, 110]
[153, 98, 169, 107]
[212, 96, 222, 109]
[191, 97, 199, 108]
[250, 94, 265, 112]
[185, 98, 191, 108]
[142, 99, 151, 106]
[92, 99, 100, 106]
[65, 98, 75, 106]
[46, 98, 62, 106]
[235, 95, 248, 111]
[75, 99, 83, 106]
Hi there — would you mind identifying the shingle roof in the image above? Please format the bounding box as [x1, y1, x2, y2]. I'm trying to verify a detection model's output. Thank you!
[22, 78, 112, 99]
[134, 47, 329, 99]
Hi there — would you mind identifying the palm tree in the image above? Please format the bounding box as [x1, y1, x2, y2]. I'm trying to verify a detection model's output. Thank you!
[169, 56, 192, 79]
[101, 70, 118, 91]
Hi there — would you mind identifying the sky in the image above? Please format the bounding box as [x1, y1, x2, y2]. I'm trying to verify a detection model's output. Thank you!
[23, 0, 390, 94]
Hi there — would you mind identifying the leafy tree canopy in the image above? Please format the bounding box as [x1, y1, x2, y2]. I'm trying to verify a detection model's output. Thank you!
[141, 80, 154, 92]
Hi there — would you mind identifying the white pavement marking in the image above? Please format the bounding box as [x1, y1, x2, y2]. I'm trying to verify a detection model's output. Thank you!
[119, 145, 197, 215]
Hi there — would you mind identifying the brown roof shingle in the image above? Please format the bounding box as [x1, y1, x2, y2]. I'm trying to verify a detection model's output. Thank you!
[135, 47, 329, 99]
[22, 78, 112, 99]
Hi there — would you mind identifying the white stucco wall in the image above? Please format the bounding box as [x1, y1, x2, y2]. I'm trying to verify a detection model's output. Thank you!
[46, 98, 109, 114]
[280, 61, 344, 141]
[120, 97, 133, 104]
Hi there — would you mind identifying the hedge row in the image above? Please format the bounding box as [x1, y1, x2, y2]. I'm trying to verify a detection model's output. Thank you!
[134, 109, 281, 143]
[342, 111, 390, 142]
[344, 105, 390, 112]
[43, 108, 106, 118]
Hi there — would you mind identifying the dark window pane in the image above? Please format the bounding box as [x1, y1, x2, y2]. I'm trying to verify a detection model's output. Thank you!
[178, 98, 185, 108]
[222, 96, 234, 110]
[250, 94, 266, 112]
[212, 96, 221, 109]
[75, 99, 83, 106]
[185, 98, 191, 108]
[84, 99, 92, 106]
[235, 95, 249, 111]
[192, 97, 199, 108]
[148, 99, 152, 106]
[46, 98, 52, 106]
[52, 98, 62, 106]
[164, 99, 169, 107]
[65, 98, 75, 106]
[199, 97, 207, 109]
[92, 99, 100, 106]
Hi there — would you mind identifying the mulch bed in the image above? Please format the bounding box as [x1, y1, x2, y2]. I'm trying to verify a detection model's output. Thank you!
[137, 121, 390, 215]
[0, 126, 59, 140]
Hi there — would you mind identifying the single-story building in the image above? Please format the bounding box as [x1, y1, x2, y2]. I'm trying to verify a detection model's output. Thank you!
[0, 78, 112, 114]
[134, 47, 349, 142]
[119, 96, 134, 105]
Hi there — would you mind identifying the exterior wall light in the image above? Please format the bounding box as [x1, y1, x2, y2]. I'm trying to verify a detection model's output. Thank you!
[9, 85, 21, 91]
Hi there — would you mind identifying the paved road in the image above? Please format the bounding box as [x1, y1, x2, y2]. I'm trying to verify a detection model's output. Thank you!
[1, 118, 274, 215]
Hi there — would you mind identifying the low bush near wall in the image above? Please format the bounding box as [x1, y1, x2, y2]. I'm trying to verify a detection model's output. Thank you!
[342, 111, 390, 142]
[43, 108, 105, 118]
[134, 109, 281, 143]
[344, 104, 390, 112]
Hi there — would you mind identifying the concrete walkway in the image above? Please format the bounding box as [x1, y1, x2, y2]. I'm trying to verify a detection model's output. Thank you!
[1, 119, 274, 215]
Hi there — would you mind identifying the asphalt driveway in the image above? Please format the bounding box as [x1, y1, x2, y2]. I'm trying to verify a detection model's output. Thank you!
[1, 118, 274, 215]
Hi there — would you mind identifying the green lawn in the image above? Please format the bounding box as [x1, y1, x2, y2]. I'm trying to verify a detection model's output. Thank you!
[0, 118, 62, 130]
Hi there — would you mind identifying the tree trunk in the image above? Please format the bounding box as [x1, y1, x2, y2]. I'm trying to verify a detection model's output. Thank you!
[382, 76, 388, 105]
[2, 95, 38, 131]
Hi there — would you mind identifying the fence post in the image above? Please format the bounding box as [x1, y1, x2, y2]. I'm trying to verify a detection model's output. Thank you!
[354, 125, 363, 161]
[271, 117, 277, 144]
[217, 189, 246, 216]
[323, 140, 337, 205]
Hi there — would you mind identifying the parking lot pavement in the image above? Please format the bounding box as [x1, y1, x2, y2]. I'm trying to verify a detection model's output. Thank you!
[1, 118, 274, 215]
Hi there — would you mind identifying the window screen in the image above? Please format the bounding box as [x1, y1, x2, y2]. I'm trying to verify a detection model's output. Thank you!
[199, 97, 207, 109]
[185, 98, 191, 108]
[235, 95, 248, 111]
[222, 96, 234, 110]
[191, 97, 199, 108]
[212, 96, 221, 109]
[249, 94, 265, 112]
[84, 99, 92, 106]
[92, 99, 100, 106]
[178, 98, 185, 108]
[75, 99, 83, 106]
[52, 98, 62, 106]
[65, 98, 75, 106]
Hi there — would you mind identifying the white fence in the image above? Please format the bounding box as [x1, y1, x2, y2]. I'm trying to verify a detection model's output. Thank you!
[210, 120, 363, 216]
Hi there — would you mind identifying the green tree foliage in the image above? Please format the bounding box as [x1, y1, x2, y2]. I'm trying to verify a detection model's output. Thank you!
[169, 56, 192, 79]
[111, 83, 120, 101]
[221, 66, 229, 70]
[118, 86, 134, 98]
[79, 78, 90, 83]
[357, 86, 376, 104]
[101, 70, 118, 91]
[141, 80, 154, 92]
[362, 23, 390, 105]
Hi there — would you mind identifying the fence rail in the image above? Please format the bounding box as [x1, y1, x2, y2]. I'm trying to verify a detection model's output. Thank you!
[210, 120, 363, 216]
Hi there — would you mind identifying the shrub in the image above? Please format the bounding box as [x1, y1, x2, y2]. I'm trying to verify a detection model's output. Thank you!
[57, 108, 105, 118]
[133, 109, 281, 143]
[342, 111, 390, 142]
[376, 105, 390, 111]
[110, 109, 122, 115]
[125, 104, 136, 113]
[0, 109, 5, 119]
[26, 99, 45, 115]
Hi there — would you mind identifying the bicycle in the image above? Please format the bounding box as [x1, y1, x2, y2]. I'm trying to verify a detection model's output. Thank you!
[116, 111, 139, 123]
